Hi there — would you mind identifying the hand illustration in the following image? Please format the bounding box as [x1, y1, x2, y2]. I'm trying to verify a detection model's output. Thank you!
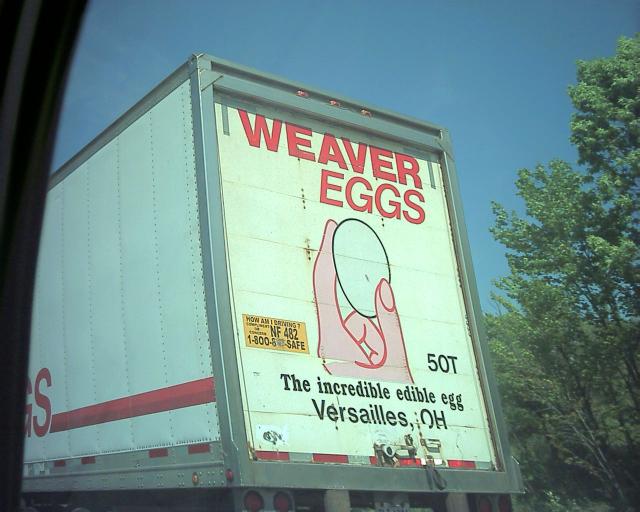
[313, 219, 414, 383]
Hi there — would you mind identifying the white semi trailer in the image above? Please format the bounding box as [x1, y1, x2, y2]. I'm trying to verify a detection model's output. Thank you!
[22, 54, 523, 512]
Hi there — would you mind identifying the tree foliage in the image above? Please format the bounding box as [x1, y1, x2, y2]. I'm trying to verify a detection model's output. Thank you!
[487, 35, 639, 511]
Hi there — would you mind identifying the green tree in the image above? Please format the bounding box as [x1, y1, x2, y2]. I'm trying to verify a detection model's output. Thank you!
[488, 35, 639, 511]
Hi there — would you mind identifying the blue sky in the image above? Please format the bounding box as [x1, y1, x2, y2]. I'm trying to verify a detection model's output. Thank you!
[52, 0, 638, 311]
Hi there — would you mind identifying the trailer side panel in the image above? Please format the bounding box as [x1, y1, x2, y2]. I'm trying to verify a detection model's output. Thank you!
[24, 78, 219, 467]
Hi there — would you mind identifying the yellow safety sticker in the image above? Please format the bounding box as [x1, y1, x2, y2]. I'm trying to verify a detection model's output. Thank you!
[242, 314, 309, 354]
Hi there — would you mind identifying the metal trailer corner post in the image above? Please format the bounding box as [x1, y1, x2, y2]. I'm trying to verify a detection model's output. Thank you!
[437, 130, 523, 492]
[189, 55, 247, 486]
[190, 53, 523, 495]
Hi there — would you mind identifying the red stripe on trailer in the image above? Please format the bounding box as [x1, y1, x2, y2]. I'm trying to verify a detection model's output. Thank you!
[81, 456, 95, 465]
[148, 448, 169, 458]
[255, 450, 290, 461]
[369, 456, 379, 465]
[448, 459, 476, 469]
[53, 460, 66, 467]
[49, 377, 215, 432]
[312, 453, 349, 464]
[188, 443, 211, 454]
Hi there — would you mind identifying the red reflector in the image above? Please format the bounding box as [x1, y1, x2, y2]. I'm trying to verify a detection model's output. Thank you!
[53, 460, 66, 467]
[255, 450, 289, 461]
[148, 448, 168, 458]
[273, 491, 292, 512]
[81, 456, 95, 465]
[498, 495, 512, 512]
[225, 468, 234, 482]
[478, 496, 493, 512]
[369, 455, 379, 465]
[448, 459, 476, 469]
[296, 90, 309, 98]
[399, 458, 421, 466]
[244, 490, 264, 512]
[188, 443, 210, 454]
[329, 100, 341, 107]
[312, 453, 348, 464]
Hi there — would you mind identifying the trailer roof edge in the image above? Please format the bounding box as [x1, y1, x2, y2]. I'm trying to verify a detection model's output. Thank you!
[198, 53, 445, 138]
[50, 54, 449, 189]
[49, 60, 193, 189]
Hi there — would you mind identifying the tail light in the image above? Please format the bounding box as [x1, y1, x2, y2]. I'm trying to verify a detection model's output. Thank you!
[448, 459, 476, 469]
[273, 491, 292, 512]
[498, 495, 512, 512]
[478, 496, 493, 512]
[244, 490, 264, 512]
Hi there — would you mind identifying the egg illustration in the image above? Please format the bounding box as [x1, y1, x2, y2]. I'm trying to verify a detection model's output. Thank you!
[332, 218, 390, 318]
